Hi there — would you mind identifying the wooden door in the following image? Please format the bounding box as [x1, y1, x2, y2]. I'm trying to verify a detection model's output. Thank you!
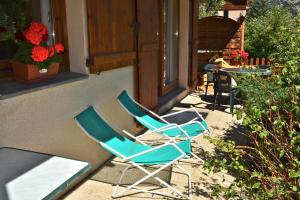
[189, 0, 200, 88]
[136, 0, 160, 109]
[86, 0, 136, 73]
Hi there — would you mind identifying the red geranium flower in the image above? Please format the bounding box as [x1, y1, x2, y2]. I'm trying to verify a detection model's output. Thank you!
[28, 22, 48, 35]
[32, 46, 49, 62]
[230, 51, 239, 59]
[24, 30, 42, 45]
[23, 22, 48, 45]
[48, 46, 55, 57]
[54, 43, 64, 53]
[241, 51, 249, 59]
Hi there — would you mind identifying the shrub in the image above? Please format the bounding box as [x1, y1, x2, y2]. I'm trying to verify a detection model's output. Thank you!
[199, 0, 224, 19]
[244, 6, 300, 59]
[203, 5, 300, 200]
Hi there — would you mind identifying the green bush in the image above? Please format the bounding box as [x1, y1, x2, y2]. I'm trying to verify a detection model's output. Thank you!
[199, 0, 224, 19]
[244, 6, 300, 60]
[203, 67, 300, 200]
[203, 5, 300, 200]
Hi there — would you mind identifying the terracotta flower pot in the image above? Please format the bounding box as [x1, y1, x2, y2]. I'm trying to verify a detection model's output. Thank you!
[11, 61, 59, 84]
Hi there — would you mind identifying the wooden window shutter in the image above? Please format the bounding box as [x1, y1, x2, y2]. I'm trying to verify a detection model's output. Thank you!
[86, 0, 136, 74]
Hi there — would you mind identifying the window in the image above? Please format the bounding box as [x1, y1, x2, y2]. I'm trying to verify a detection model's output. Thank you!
[0, 0, 69, 82]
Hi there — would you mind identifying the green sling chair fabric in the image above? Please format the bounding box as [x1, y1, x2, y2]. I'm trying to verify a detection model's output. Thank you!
[75, 106, 191, 165]
[118, 90, 209, 138]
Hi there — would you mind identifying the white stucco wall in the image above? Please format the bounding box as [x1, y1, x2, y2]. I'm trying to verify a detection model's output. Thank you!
[0, 67, 139, 169]
[65, 0, 89, 74]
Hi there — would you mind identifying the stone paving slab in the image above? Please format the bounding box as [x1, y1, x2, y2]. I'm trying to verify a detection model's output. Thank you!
[64, 92, 240, 200]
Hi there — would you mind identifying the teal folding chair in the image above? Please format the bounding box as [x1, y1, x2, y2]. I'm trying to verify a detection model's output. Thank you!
[117, 90, 209, 147]
[74, 106, 192, 199]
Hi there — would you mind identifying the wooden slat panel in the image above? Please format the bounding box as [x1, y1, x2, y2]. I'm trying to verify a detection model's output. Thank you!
[197, 16, 245, 74]
[141, 43, 159, 52]
[198, 16, 240, 51]
[261, 57, 265, 65]
[222, 4, 247, 10]
[221, 0, 247, 10]
[255, 58, 260, 65]
[93, 52, 136, 65]
[91, 52, 136, 73]
[86, 0, 136, 73]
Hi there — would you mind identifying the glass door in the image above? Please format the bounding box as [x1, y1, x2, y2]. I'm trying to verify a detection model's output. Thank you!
[159, 0, 179, 95]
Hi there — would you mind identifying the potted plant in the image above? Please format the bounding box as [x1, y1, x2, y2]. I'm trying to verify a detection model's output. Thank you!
[230, 50, 249, 66]
[12, 21, 64, 84]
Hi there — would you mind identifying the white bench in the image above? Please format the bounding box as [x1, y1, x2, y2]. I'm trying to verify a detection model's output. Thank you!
[0, 147, 91, 200]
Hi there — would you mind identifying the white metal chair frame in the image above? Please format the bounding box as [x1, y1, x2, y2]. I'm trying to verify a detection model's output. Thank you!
[75, 109, 192, 199]
[118, 94, 210, 151]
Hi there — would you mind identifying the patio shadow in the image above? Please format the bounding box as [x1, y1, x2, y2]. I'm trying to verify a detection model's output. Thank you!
[190, 123, 251, 199]
[91, 160, 172, 186]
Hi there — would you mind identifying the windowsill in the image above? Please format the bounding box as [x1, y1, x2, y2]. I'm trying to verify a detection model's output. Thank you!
[0, 72, 89, 100]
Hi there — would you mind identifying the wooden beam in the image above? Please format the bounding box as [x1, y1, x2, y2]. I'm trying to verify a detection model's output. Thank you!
[222, 3, 247, 10]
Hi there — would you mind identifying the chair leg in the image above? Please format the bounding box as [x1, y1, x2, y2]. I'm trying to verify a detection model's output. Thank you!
[230, 90, 235, 114]
[112, 158, 190, 199]
[218, 92, 222, 106]
[205, 83, 209, 97]
[213, 86, 218, 111]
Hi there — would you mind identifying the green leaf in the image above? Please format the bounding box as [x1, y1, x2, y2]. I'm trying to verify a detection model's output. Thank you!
[291, 186, 298, 192]
[289, 171, 300, 178]
[271, 106, 277, 111]
[252, 182, 261, 189]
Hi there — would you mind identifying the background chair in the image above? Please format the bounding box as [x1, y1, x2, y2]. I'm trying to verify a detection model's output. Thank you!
[212, 70, 238, 113]
[203, 64, 218, 97]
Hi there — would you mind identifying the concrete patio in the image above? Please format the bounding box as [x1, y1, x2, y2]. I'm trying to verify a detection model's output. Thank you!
[63, 91, 242, 200]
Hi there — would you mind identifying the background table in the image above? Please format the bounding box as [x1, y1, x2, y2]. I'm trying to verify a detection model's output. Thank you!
[219, 68, 272, 76]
